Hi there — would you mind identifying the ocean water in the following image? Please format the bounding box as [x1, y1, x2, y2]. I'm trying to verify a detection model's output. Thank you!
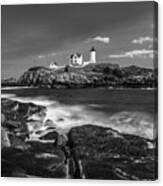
[1, 87, 157, 140]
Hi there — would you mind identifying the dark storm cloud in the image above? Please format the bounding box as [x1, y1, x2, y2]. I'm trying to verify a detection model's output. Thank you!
[1, 2, 155, 77]
[2, 2, 153, 60]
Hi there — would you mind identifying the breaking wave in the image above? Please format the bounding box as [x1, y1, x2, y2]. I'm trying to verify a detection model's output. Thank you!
[1, 92, 155, 140]
[1, 86, 31, 90]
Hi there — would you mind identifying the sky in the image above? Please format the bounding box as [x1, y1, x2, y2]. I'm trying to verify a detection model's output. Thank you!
[1, 2, 157, 78]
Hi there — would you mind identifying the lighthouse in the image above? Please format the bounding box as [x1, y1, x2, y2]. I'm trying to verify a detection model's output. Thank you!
[90, 47, 96, 63]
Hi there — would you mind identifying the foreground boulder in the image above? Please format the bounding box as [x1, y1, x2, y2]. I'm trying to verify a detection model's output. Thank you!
[1, 98, 68, 178]
[1, 98, 157, 180]
[68, 125, 157, 180]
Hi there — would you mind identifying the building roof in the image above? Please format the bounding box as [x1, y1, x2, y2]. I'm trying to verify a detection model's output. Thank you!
[70, 53, 82, 58]
[50, 62, 58, 65]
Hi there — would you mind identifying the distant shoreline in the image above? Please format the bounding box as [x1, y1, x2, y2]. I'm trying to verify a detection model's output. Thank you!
[1, 86, 156, 91]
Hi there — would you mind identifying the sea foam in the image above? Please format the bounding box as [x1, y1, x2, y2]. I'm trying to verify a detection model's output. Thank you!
[1, 92, 155, 140]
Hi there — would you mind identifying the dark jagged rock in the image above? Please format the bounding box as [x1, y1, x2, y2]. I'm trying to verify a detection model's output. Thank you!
[1, 127, 11, 149]
[5, 120, 21, 129]
[1, 98, 46, 122]
[1, 98, 157, 180]
[17, 64, 156, 88]
[68, 125, 157, 180]
[1, 98, 68, 178]
[39, 131, 58, 140]
[1, 146, 67, 178]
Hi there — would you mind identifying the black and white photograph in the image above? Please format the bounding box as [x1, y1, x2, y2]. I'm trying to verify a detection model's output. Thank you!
[1, 1, 158, 180]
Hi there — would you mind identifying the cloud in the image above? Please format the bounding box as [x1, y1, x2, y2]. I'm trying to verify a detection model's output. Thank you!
[38, 52, 56, 59]
[87, 36, 110, 44]
[48, 52, 56, 57]
[38, 55, 46, 59]
[132, 36, 153, 45]
[109, 49, 156, 59]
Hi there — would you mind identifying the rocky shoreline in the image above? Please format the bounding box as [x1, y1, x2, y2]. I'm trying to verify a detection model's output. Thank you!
[1, 98, 157, 180]
[2, 64, 157, 89]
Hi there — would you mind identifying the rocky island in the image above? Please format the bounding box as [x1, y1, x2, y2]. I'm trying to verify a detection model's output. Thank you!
[1, 63, 158, 179]
[2, 63, 157, 89]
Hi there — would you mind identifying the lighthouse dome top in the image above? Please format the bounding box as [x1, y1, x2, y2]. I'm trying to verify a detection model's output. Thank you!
[90, 47, 96, 52]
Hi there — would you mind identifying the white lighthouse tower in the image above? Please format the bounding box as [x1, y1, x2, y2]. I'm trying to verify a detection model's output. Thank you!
[90, 47, 96, 63]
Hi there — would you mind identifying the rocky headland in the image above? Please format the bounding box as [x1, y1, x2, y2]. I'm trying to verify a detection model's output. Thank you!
[1, 98, 157, 179]
[2, 63, 157, 88]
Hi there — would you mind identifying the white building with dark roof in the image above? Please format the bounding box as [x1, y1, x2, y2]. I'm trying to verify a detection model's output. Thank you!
[70, 53, 83, 66]
[49, 62, 64, 70]
[69, 47, 96, 67]
[49, 47, 97, 70]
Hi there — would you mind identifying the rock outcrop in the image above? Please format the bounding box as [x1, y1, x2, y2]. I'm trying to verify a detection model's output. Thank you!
[1, 77, 17, 87]
[1, 98, 68, 178]
[16, 64, 156, 88]
[1, 98, 157, 179]
[68, 125, 157, 180]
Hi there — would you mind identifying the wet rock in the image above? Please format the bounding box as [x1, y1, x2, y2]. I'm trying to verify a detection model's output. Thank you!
[1, 98, 68, 178]
[2, 98, 46, 122]
[27, 110, 46, 122]
[8, 133, 28, 149]
[44, 119, 56, 128]
[57, 134, 68, 147]
[11, 168, 28, 177]
[1, 147, 36, 177]
[58, 118, 64, 122]
[1, 113, 6, 124]
[26, 141, 67, 178]
[1, 127, 11, 149]
[5, 120, 21, 129]
[1, 141, 67, 178]
[68, 124, 157, 180]
[39, 131, 58, 140]
[2, 98, 157, 179]
[26, 120, 43, 133]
